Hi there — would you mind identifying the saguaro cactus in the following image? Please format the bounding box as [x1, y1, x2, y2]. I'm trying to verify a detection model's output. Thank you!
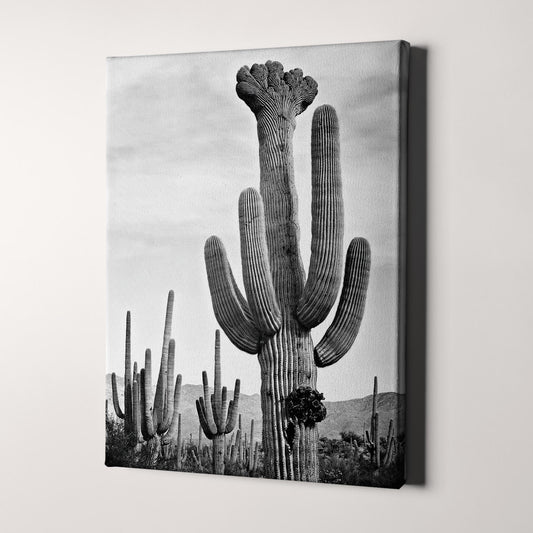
[111, 311, 133, 434]
[196, 330, 241, 475]
[139, 291, 183, 463]
[131, 363, 143, 451]
[204, 61, 370, 481]
[365, 376, 382, 467]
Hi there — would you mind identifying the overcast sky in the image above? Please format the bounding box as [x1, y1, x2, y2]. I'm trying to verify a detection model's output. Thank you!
[107, 41, 403, 401]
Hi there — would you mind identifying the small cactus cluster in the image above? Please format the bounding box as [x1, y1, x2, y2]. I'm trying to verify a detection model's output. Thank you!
[171, 417, 261, 475]
[224, 416, 259, 474]
[110, 296, 254, 474]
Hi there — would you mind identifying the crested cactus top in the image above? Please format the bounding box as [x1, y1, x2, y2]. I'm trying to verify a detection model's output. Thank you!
[236, 61, 318, 119]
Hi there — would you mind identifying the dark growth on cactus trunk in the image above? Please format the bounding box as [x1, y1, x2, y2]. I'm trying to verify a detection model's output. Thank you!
[286, 386, 327, 427]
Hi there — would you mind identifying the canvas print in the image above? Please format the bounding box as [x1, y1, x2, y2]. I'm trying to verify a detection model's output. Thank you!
[106, 40, 409, 488]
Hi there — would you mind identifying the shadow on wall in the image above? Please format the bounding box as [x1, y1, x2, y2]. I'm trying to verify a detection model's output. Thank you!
[405, 46, 428, 486]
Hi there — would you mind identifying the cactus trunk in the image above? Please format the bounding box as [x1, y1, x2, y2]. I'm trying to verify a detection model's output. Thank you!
[253, 103, 320, 481]
[259, 320, 317, 480]
[212, 434, 225, 475]
[256, 114, 304, 308]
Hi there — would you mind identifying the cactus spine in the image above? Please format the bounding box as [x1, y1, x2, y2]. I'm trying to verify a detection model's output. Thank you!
[205, 61, 370, 481]
[196, 330, 241, 475]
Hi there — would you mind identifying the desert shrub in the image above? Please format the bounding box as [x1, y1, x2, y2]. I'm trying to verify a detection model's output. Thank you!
[318, 436, 405, 488]
[105, 417, 136, 467]
[340, 431, 364, 447]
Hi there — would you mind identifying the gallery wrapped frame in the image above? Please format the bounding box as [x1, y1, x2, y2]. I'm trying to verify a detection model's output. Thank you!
[106, 40, 409, 488]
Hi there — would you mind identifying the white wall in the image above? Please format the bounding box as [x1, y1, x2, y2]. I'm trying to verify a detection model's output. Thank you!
[1, 1, 532, 531]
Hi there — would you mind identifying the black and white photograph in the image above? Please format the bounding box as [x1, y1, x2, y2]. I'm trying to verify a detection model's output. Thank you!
[105, 41, 408, 487]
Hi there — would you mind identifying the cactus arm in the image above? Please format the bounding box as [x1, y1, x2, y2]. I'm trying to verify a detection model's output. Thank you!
[216, 386, 228, 434]
[238, 188, 282, 335]
[132, 377, 142, 444]
[210, 393, 219, 429]
[205, 236, 260, 354]
[236, 428, 243, 463]
[297, 105, 344, 329]
[314, 238, 371, 367]
[228, 268, 253, 322]
[161, 374, 182, 445]
[139, 369, 149, 440]
[141, 349, 155, 438]
[374, 412, 380, 467]
[226, 400, 234, 429]
[201, 371, 217, 435]
[372, 376, 378, 422]
[225, 379, 240, 433]
[252, 442, 259, 473]
[111, 373, 124, 420]
[248, 419, 255, 471]
[162, 338, 176, 431]
[230, 443, 237, 464]
[124, 311, 133, 429]
[384, 419, 394, 465]
[111, 372, 125, 419]
[196, 399, 215, 440]
[176, 414, 183, 469]
[213, 330, 222, 429]
[153, 290, 174, 432]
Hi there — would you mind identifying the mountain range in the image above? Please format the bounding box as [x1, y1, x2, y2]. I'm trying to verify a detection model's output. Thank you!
[105, 374, 404, 442]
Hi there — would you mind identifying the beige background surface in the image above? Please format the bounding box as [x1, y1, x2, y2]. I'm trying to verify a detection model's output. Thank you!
[1, 1, 532, 531]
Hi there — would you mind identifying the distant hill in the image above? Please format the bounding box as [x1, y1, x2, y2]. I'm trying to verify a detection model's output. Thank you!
[105, 374, 404, 442]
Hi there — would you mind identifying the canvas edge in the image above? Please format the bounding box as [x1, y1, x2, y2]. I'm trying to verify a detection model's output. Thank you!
[396, 39, 410, 489]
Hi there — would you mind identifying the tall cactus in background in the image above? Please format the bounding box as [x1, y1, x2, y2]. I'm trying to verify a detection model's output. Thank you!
[108, 290, 183, 463]
[364, 377, 397, 468]
[196, 330, 241, 475]
[111, 311, 133, 435]
[365, 376, 382, 467]
[139, 291, 183, 462]
[131, 362, 143, 451]
[205, 61, 371, 481]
